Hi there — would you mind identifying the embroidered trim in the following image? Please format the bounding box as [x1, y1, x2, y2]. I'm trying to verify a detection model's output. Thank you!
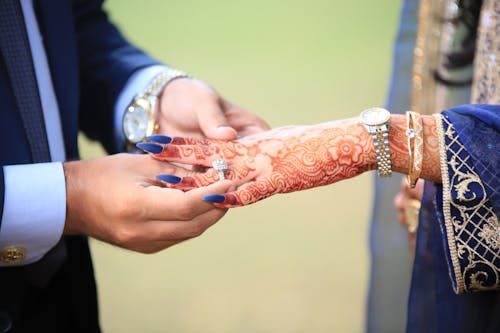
[437, 114, 500, 293]
[435, 113, 464, 293]
[472, 0, 500, 104]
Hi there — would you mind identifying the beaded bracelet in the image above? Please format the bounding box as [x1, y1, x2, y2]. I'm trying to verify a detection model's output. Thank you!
[405, 111, 423, 188]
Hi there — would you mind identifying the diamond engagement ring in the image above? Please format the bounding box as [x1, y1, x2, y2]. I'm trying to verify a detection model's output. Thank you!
[212, 159, 228, 180]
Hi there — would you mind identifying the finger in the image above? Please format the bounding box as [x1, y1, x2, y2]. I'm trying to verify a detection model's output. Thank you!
[393, 191, 408, 227]
[397, 211, 407, 228]
[156, 171, 219, 190]
[118, 239, 184, 254]
[145, 207, 228, 243]
[197, 100, 238, 140]
[156, 161, 252, 190]
[138, 138, 223, 162]
[202, 178, 278, 208]
[221, 100, 271, 135]
[142, 179, 234, 220]
[411, 178, 425, 199]
[148, 135, 218, 146]
[150, 140, 236, 168]
[121, 205, 228, 253]
[393, 191, 406, 212]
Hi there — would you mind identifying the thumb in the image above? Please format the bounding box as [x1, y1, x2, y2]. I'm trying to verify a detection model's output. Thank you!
[197, 103, 238, 140]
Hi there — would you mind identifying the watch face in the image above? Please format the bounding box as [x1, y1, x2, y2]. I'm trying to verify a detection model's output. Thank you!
[123, 104, 150, 143]
[360, 107, 391, 126]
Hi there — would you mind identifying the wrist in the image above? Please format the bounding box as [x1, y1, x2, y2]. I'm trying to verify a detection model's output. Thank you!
[122, 69, 189, 152]
[388, 114, 441, 182]
[63, 161, 84, 235]
[321, 117, 378, 179]
[388, 114, 408, 174]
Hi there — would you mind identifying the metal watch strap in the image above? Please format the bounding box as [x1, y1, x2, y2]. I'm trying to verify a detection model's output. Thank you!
[142, 69, 189, 99]
[372, 125, 391, 177]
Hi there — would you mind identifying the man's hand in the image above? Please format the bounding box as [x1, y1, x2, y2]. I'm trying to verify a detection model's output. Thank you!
[157, 77, 270, 140]
[63, 154, 233, 253]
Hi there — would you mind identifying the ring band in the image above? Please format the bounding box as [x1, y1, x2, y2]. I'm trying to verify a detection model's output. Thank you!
[404, 198, 421, 234]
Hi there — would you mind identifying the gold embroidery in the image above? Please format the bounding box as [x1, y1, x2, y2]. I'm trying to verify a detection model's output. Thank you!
[435, 113, 464, 293]
[472, 0, 500, 104]
[437, 115, 500, 293]
[453, 171, 481, 202]
[478, 216, 500, 250]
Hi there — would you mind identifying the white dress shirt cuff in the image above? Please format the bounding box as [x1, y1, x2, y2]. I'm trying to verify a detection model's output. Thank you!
[114, 65, 170, 151]
[0, 163, 66, 265]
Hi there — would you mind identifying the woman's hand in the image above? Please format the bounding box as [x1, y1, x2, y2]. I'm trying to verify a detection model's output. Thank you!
[394, 177, 424, 248]
[139, 118, 377, 207]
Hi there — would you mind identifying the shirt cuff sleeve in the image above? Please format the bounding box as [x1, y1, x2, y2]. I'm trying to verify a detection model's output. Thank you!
[114, 65, 170, 152]
[0, 163, 66, 266]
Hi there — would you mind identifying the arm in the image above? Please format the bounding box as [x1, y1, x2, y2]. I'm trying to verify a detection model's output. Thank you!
[141, 114, 441, 207]
[143, 105, 500, 293]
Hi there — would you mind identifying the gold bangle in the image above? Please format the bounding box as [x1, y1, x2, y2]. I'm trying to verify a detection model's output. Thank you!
[405, 111, 423, 188]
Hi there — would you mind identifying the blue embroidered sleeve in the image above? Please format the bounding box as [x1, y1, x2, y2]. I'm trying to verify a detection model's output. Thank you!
[433, 106, 500, 293]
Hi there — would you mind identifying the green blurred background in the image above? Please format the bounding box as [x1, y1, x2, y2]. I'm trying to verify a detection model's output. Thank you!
[80, 1, 401, 332]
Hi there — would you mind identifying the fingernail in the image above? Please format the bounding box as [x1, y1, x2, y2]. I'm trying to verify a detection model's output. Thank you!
[136, 142, 164, 154]
[156, 174, 182, 184]
[147, 134, 172, 144]
[202, 194, 226, 203]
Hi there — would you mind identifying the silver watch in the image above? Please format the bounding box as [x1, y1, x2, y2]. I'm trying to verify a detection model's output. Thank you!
[359, 107, 392, 177]
[122, 69, 189, 151]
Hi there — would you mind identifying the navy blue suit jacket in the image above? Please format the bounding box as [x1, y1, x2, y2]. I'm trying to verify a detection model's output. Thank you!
[0, 1, 159, 331]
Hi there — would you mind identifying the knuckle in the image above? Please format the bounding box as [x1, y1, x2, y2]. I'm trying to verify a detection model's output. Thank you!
[112, 228, 132, 246]
[176, 202, 195, 221]
[115, 199, 139, 220]
[186, 223, 207, 238]
[138, 247, 161, 254]
[113, 227, 140, 247]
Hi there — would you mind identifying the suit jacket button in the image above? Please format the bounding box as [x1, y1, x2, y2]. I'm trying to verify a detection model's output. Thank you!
[0, 312, 12, 333]
[0, 246, 26, 264]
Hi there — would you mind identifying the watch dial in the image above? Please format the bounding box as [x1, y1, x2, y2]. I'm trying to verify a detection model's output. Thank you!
[123, 105, 149, 143]
[360, 107, 390, 126]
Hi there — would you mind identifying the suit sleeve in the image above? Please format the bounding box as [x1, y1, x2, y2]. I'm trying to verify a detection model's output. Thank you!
[73, 0, 161, 153]
[0, 163, 66, 266]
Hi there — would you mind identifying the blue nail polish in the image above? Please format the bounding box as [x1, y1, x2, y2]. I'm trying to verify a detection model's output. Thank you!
[147, 134, 172, 144]
[136, 142, 163, 154]
[156, 174, 182, 184]
[202, 194, 226, 203]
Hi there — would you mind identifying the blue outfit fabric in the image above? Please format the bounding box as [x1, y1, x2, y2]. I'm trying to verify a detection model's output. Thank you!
[366, 1, 417, 331]
[368, 1, 499, 332]
[407, 106, 500, 333]
[0, 0, 159, 331]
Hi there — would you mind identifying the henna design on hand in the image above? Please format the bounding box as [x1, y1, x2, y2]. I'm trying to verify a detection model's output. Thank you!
[147, 114, 442, 207]
[153, 119, 376, 207]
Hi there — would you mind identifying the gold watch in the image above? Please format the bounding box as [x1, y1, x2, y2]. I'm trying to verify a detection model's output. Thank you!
[122, 69, 188, 152]
[359, 107, 392, 177]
